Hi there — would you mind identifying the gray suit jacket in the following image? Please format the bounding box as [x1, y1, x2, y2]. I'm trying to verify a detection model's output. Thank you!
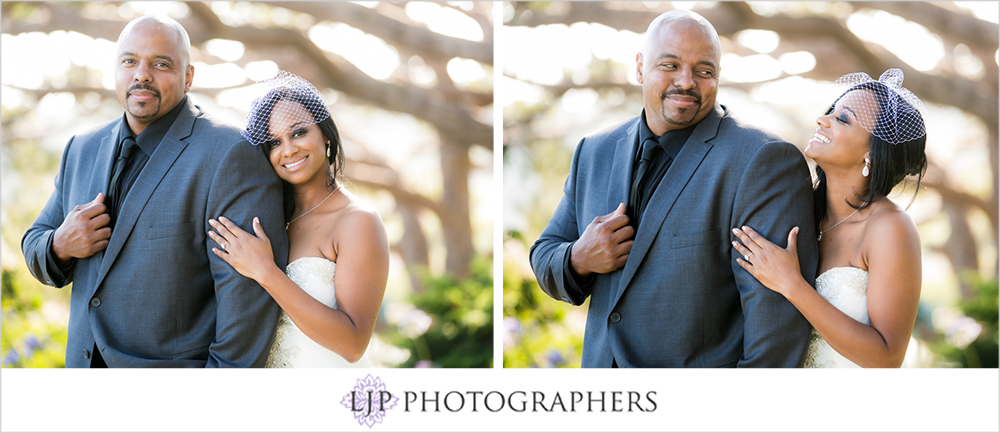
[22, 98, 288, 367]
[530, 104, 818, 367]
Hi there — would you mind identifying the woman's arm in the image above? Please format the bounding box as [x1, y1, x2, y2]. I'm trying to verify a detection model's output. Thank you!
[209, 209, 390, 363]
[834, 210, 920, 366]
[269, 209, 389, 362]
[733, 213, 921, 367]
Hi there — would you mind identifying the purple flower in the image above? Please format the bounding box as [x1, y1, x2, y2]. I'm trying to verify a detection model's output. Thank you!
[2, 349, 20, 367]
[25, 336, 41, 350]
[503, 317, 522, 349]
[545, 349, 564, 367]
[503, 317, 522, 335]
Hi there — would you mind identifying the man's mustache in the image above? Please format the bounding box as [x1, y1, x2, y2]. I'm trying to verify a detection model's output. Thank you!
[127, 84, 160, 97]
[660, 88, 701, 104]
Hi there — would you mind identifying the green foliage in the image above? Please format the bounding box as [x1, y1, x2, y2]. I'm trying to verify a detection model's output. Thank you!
[383, 256, 494, 368]
[930, 274, 999, 368]
[1, 268, 68, 368]
[502, 233, 584, 368]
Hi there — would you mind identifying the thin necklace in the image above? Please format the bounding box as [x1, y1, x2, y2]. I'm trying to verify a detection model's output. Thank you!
[286, 186, 340, 230]
[817, 206, 861, 241]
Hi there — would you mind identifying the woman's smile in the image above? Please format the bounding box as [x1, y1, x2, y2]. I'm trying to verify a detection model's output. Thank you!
[283, 155, 309, 171]
[810, 129, 831, 145]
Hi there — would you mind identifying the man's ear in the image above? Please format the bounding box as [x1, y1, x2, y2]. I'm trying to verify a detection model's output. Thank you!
[184, 64, 194, 93]
[635, 52, 645, 84]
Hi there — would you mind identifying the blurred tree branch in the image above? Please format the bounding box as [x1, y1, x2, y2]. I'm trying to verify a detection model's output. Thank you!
[261, 1, 491, 64]
[502, 78, 636, 98]
[507, 1, 998, 130]
[851, 1, 998, 55]
[185, 1, 492, 150]
[3, 2, 492, 149]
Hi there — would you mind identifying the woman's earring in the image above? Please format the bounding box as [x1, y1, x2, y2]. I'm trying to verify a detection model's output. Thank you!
[862, 156, 870, 177]
[326, 141, 331, 158]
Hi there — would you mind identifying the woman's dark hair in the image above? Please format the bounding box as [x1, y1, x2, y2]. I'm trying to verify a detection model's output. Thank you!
[813, 81, 928, 229]
[248, 86, 346, 221]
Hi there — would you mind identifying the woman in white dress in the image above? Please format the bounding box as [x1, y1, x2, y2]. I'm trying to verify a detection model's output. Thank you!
[731, 69, 927, 368]
[208, 71, 389, 367]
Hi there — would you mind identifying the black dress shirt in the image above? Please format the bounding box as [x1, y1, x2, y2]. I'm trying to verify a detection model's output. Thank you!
[109, 96, 187, 226]
[630, 110, 694, 229]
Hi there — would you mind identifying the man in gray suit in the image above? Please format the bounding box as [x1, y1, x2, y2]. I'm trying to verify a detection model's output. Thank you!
[21, 16, 287, 367]
[530, 10, 818, 367]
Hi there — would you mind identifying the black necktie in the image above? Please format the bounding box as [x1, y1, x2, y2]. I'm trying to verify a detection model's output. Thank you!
[108, 137, 137, 221]
[629, 138, 659, 213]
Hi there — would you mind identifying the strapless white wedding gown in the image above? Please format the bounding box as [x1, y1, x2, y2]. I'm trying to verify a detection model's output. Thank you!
[265, 257, 372, 368]
[803, 267, 868, 368]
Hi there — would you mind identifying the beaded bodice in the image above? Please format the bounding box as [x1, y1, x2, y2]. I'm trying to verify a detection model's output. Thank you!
[803, 267, 868, 368]
[265, 257, 371, 368]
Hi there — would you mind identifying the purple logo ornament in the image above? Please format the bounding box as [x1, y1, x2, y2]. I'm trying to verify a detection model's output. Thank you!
[341, 374, 399, 428]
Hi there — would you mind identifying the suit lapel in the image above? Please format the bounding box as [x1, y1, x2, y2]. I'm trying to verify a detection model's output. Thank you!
[87, 123, 121, 203]
[611, 105, 725, 306]
[605, 119, 640, 215]
[79, 123, 122, 273]
[93, 101, 198, 290]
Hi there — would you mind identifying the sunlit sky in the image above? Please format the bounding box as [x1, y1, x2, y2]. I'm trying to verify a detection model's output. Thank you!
[503, 2, 998, 107]
[1, 1, 490, 117]
[502, 1, 998, 199]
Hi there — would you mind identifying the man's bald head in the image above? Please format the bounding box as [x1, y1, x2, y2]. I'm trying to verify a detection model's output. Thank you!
[640, 10, 721, 68]
[118, 15, 191, 66]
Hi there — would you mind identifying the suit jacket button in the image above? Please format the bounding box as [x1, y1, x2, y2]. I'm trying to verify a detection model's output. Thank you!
[90, 297, 101, 307]
[83, 349, 90, 359]
[610, 312, 621, 323]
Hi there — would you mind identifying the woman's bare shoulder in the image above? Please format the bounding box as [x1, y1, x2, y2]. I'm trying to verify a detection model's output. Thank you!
[862, 199, 921, 268]
[328, 190, 388, 250]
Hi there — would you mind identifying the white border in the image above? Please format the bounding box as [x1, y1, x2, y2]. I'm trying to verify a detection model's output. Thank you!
[3, 3, 1000, 433]
[2, 369, 998, 432]
[493, 0, 505, 371]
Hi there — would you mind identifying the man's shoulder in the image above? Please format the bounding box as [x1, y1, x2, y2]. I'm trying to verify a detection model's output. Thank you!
[73, 118, 121, 143]
[185, 106, 271, 173]
[581, 116, 637, 144]
[189, 107, 246, 146]
[716, 110, 785, 144]
[707, 108, 804, 161]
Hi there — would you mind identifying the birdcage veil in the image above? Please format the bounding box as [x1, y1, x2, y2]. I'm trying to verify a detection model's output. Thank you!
[241, 70, 331, 146]
[831, 68, 925, 145]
